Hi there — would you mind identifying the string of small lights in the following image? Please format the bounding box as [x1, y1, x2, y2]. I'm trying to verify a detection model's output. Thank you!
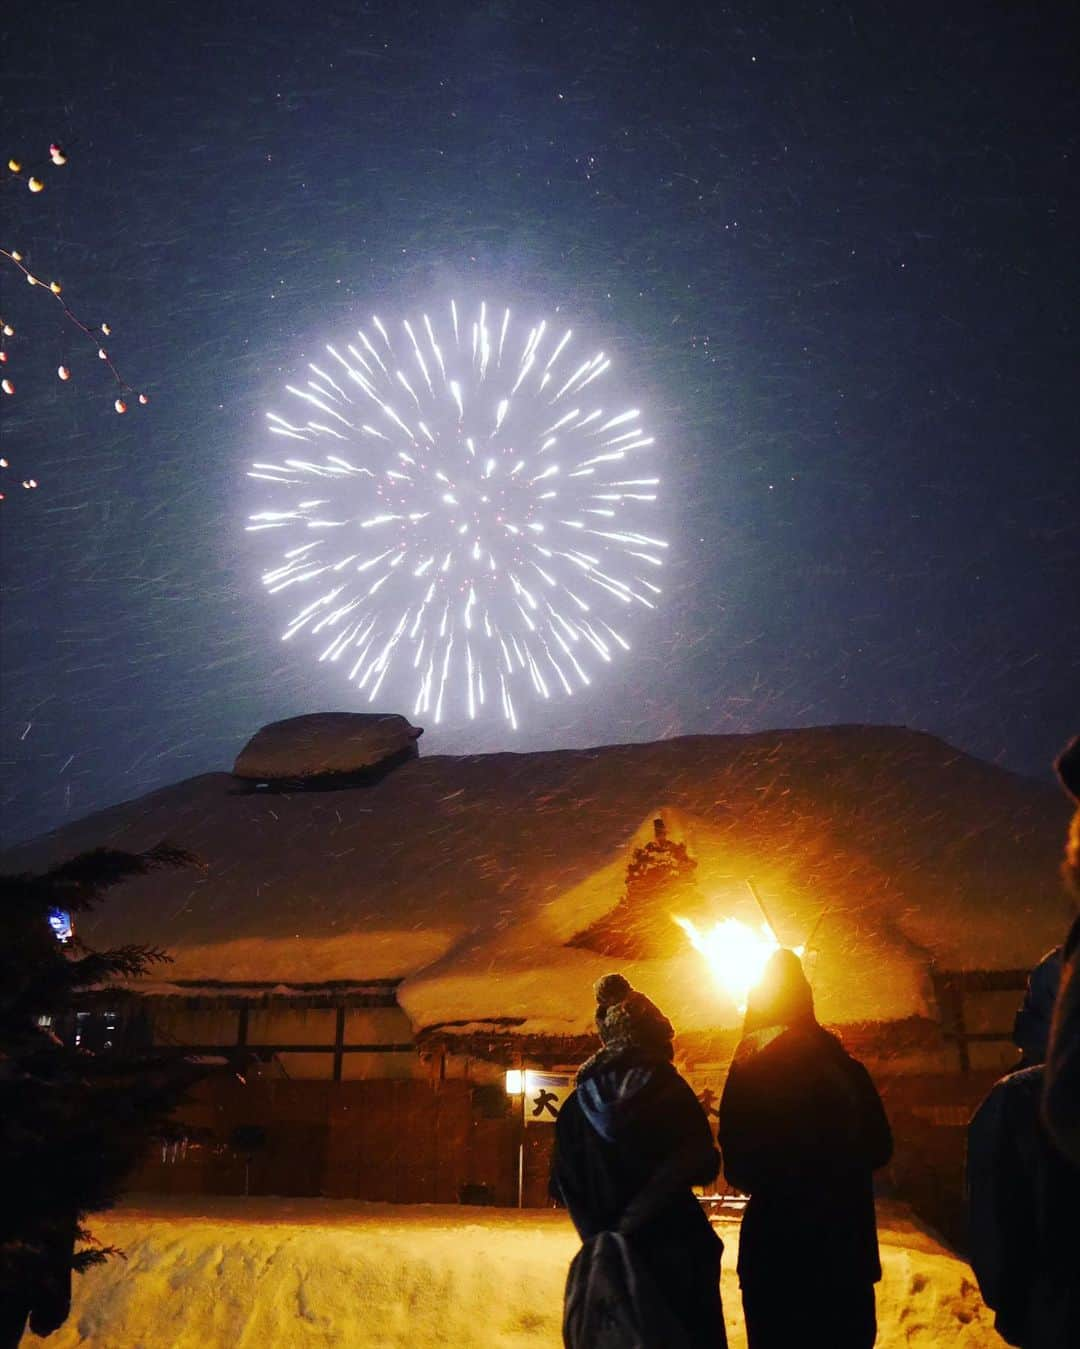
[1, 144, 149, 500]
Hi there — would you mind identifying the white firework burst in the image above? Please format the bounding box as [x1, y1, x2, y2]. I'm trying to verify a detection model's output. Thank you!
[247, 300, 666, 729]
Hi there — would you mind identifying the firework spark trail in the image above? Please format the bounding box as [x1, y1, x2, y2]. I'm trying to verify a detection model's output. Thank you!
[247, 300, 666, 728]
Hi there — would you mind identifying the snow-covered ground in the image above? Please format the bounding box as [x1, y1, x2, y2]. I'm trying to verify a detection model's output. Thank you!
[26, 1196, 997, 1348]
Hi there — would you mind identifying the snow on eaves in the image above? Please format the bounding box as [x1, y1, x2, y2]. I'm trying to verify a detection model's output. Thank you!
[2, 723, 1072, 1036]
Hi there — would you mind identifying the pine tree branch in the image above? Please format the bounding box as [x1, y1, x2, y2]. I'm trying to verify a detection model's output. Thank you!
[3, 841, 202, 912]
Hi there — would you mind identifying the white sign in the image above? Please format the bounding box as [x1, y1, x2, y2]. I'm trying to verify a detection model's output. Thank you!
[505, 1070, 573, 1123]
[525, 1072, 571, 1124]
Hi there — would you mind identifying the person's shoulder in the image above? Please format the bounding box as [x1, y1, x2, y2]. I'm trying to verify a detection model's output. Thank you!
[811, 1030, 886, 1097]
[645, 1058, 692, 1097]
[1003, 1063, 1044, 1088]
[763, 1022, 851, 1073]
[731, 1026, 788, 1067]
[556, 1087, 585, 1131]
[976, 1063, 1043, 1105]
[812, 1024, 847, 1053]
[644, 1060, 708, 1115]
[998, 1063, 1044, 1113]
[972, 1065, 1042, 1136]
[815, 1026, 873, 1073]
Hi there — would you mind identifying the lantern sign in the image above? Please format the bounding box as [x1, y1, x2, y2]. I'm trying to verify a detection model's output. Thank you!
[505, 1069, 572, 1124]
[48, 908, 73, 942]
[526, 1072, 571, 1123]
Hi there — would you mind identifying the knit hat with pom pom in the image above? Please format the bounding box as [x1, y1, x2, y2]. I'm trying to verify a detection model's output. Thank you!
[593, 973, 675, 1058]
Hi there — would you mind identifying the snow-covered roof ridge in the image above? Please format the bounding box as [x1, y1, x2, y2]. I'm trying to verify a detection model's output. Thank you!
[1, 724, 1071, 1033]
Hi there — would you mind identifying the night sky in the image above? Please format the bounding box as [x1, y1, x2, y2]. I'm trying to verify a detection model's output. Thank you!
[2, 0, 1077, 847]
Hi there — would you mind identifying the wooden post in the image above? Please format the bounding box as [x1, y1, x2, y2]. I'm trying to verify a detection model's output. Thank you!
[332, 1004, 346, 1083]
[949, 980, 971, 1073]
[517, 1064, 527, 1208]
[745, 878, 778, 938]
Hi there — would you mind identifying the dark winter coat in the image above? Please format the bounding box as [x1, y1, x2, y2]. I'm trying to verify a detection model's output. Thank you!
[717, 1023, 893, 1292]
[968, 1063, 1080, 1347]
[552, 1046, 726, 1349]
[1045, 739, 1080, 1166]
[1045, 914, 1080, 1168]
[563, 1231, 697, 1349]
[0, 1207, 75, 1349]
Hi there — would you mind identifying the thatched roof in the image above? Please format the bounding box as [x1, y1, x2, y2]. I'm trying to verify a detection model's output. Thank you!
[2, 723, 1072, 1037]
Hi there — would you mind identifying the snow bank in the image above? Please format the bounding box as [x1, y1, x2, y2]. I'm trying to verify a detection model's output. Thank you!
[25, 1196, 996, 1348]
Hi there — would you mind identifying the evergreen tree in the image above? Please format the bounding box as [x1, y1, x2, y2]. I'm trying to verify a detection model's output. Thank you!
[0, 843, 201, 1346]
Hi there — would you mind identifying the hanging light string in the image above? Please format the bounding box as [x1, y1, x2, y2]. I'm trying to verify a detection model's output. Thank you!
[0, 244, 147, 412]
[2, 143, 148, 412]
[1, 145, 149, 498]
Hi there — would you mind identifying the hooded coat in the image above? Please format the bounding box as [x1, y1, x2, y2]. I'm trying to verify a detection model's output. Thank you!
[716, 952, 892, 1349]
[552, 976, 726, 1349]
[1045, 915, 1080, 1167]
[1044, 737, 1080, 1167]
[968, 946, 1080, 1348]
[718, 1024, 892, 1285]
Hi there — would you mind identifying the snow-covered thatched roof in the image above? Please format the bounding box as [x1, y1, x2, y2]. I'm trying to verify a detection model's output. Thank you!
[2, 724, 1072, 1038]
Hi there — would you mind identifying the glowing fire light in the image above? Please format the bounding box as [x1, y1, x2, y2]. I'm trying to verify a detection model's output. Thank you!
[674, 915, 804, 1012]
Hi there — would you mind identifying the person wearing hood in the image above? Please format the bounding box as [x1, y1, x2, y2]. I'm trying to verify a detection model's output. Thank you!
[967, 944, 1080, 1347]
[717, 949, 892, 1349]
[551, 973, 726, 1348]
[1044, 734, 1080, 1167]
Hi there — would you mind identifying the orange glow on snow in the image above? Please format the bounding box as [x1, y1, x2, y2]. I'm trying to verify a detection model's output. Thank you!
[674, 915, 804, 1012]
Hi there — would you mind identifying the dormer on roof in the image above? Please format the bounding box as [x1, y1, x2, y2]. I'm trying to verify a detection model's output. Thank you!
[232, 712, 423, 791]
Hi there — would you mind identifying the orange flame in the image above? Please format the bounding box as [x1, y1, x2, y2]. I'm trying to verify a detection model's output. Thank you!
[674, 915, 804, 1012]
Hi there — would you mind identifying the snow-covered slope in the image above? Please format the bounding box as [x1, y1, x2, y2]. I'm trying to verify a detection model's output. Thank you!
[23, 1197, 996, 1349]
[3, 724, 1071, 1036]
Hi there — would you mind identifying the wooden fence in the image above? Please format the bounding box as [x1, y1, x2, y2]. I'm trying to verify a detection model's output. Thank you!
[131, 1073, 557, 1208]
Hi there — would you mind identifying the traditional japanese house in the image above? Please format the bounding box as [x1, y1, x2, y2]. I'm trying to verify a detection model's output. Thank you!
[4, 713, 1072, 1234]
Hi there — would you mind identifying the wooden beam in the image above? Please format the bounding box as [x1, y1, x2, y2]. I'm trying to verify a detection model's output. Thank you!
[172, 1042, 415, 1056]
[332, 1005, 346, 1082]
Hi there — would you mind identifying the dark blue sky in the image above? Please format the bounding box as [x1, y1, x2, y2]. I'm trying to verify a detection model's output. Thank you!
[2, 0, 1077, 845]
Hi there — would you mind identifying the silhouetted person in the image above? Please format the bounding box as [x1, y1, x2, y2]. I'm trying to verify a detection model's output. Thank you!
[717, 949, 892, 1349]
[1045, 736, 1080, 1166]
[0, 1211, 75, 1349]
[968, 947, 1080, 1346]
[552, 973, 727, 1348]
